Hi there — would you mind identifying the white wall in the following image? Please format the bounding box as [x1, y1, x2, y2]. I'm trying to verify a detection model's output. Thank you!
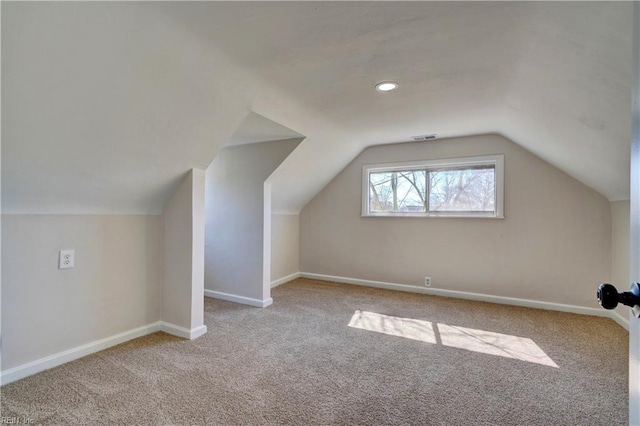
[271, 214, 299, 284]
[162, 169, 206, 335]
[1, 214, 161, 370]
[205, 139, 301, 303]
[612, 200, 630, 293]
[300, 134, 612, 308]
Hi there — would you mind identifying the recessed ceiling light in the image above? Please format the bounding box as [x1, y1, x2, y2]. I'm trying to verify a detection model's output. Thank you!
[375, 81, 399, 92]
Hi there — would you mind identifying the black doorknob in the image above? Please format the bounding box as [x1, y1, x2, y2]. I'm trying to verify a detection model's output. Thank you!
[597, 282, 640, 311]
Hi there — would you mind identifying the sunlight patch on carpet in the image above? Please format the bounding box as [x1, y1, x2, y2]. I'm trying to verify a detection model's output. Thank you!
[348, 310, 558, 368]
[348, 310, 437, 344]
[437, 323, 559, 368]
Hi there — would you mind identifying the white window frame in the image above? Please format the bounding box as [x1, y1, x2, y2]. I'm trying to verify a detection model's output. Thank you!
[362, 154, 504, 218]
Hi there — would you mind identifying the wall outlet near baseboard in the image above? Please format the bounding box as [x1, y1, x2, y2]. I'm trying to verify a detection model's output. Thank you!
[424, 277, 432, 287]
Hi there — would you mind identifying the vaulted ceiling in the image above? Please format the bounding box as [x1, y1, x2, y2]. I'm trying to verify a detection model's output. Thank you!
[2, 2, 632, 214]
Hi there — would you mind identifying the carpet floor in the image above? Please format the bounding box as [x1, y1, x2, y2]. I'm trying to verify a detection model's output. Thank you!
[0, 278, 629, 425]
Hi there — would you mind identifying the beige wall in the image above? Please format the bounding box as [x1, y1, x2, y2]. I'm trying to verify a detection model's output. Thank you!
[162, 169, 206, 331]
[205, 139, 301, 301]
[300, 134, 611, 308]
[611, 200, 630, 316]
[271, 214, 299, 283]
[1, 214, 161, 370]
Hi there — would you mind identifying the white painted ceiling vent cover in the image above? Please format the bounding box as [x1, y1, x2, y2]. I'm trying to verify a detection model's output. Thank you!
[411, 134, 438, 141]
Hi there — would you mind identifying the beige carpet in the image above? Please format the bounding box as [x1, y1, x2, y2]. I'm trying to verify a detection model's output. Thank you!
[1, 278, 629, 425]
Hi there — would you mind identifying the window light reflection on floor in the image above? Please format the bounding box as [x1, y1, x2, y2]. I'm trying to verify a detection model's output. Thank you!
[348, 310, 559, 368]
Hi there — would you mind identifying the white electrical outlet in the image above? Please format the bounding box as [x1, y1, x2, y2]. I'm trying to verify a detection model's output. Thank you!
[424, 277, 432, 287]
[59, 250, 75, 269]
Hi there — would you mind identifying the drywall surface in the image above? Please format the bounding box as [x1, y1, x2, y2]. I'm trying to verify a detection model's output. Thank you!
[271, 214, 299, 282]
[205, 139, 300, 301]
[1, 214, 161, 370]
[611, 200, 630, 316]
[2, 2, 248, 214]
[162, 169, 205, 331]
[300, 134, 611, 308]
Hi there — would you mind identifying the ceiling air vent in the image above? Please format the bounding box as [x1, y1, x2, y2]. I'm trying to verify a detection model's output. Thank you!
[411, 134, 438, 142]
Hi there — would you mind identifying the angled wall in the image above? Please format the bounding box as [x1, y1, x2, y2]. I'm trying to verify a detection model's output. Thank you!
[204, 139, 301, 306]
[300, 134, 612, 309]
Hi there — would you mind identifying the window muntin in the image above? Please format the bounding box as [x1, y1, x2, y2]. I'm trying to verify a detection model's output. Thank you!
[363, 155, 504, 218]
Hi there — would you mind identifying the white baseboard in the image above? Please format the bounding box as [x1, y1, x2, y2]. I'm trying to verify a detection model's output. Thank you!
[159, 322, 207, 340]
[271, 272, 301, 288]
[204, 289, 273, 308]
[300, 272, 432, 295]
[610, 310, 630, 331]
[0, 322, 161, 386]
[300, 272, 629, 331]
[1, 320, 211, 386]
[421, 286, 610, 317]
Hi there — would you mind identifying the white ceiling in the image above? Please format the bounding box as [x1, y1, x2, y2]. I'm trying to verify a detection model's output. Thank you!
[2, 2, 633, 214]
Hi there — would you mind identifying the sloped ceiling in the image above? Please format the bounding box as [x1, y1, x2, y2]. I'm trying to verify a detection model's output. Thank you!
[227, 113, 303, 147]
[1, 2, 632, 214]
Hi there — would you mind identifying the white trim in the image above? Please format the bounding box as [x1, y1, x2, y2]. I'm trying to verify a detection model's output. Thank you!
[300, 273, 433, 295]
[204, 289, 273, 308]
[300, 272, 628, 329]
[0, 322, 162, 386]
[271, 272, 301, 288]
[159, 322, 207, 340]
[421, 286, 613, 318]
[610, 310, 630, 331]
[362, 154, 504, 219]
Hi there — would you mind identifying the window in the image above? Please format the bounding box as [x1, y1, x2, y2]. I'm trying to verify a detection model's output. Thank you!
[362, 155, 504, 218]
